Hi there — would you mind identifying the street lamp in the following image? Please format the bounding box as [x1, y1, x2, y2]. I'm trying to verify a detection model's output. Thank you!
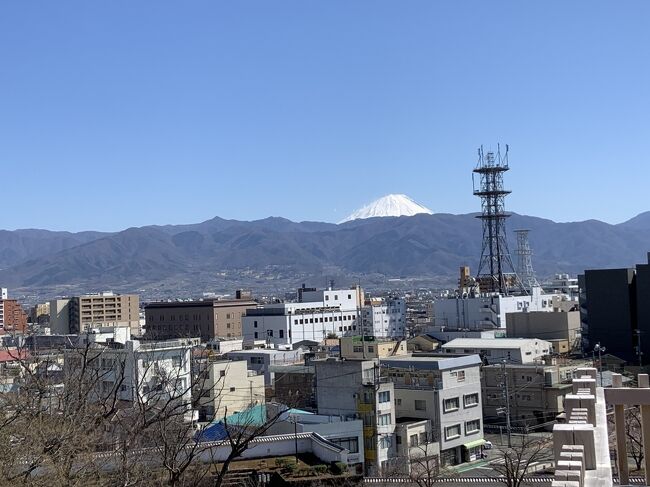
[594, 343, 606, 387]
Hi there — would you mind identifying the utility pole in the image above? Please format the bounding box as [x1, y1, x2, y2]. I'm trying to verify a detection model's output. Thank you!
[500, 360, 512, 447]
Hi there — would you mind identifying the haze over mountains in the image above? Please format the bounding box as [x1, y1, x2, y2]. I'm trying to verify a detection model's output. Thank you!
[1, 208, 650, 295]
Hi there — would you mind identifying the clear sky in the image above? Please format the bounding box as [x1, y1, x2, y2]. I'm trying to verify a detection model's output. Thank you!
[1, 1, 649, 232]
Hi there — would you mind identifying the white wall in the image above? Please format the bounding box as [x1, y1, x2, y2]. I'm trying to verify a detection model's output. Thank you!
[434, 288, 561, 330]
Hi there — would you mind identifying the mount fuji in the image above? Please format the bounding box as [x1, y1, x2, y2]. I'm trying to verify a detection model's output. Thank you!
[340, 194, 433, 223]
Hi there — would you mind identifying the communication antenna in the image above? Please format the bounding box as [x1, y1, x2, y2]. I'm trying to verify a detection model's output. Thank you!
[472, 144, 523, 294]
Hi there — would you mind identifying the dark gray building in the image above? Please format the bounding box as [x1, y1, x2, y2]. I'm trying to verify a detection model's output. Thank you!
[579, 253, 650, 364]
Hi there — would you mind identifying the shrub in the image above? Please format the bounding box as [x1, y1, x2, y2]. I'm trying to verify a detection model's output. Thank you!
[295, 467, 311, 477]
[332, 462, 348, 474]
[275, 458, 288, 468]
[284, 462, 297, 474]
[313, 465, 328, 475]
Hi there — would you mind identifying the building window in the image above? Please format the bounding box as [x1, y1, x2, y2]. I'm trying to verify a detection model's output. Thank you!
[353, 346, 363, 353]
[464, 393, 479, 408]
[268, 330, 274, 337]
[325, 296, 329, 301]
[332, 437, 358, 453]
[445, 424, 461, 440]
[415, 400, 427, 411]
[230, 387, 236, 392]
[294, 319, 298, 324]
[456, 370, 466, 382]
[254, 332, 258, 339]
[443, 397, 460, 412]
[396, 398, 402, 406]
[378, 391, 390, 403]
[410, 434, 419, 447]
[465, 419, 480, 434]
[378, 413, 391, 426]
[368, 346, 374, 353]
[219, 370, 226, 377]
[348, 294, 352, 299]
[254, 321, 258, 328]
[379, 436, 392, 449]
[279, 329, 284, 338]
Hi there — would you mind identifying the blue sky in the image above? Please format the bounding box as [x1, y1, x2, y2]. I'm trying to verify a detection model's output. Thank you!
[1, 1, 649, 231]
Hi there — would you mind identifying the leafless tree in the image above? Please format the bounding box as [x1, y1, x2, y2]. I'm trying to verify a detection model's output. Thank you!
[607, 405, 643, 472]
[0, 337, 290, 486]
[491, 436, 553, 487]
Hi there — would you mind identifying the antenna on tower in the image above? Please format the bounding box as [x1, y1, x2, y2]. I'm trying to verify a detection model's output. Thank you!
[515, 229, 540, 292]
[473, 144, 523, 295]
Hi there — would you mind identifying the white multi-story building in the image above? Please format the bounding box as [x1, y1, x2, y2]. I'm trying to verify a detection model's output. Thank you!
[65, 336, 199, 420]
[0, 287, 8, 327]
[434, 287, 561, 330]
[440, 337, 552, 364]
[242, 286, 363, 347]
[362, 298, 406, 339]
[543, 274, 579, 298]
[381, 354, 485, 466]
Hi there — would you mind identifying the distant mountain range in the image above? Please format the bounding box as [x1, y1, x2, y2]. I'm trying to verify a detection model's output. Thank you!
[1, 211, 650, 293]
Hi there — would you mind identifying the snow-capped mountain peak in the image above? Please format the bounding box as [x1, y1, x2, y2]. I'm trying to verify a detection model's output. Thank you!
[340, 194, 433, 223]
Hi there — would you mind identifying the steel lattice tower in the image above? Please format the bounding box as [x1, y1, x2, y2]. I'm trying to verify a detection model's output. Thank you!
[515, 229, 540, 291]
[473, 145, 520, 294]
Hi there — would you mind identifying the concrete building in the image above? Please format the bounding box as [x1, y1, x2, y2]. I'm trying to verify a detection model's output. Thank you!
[362, 297, 406, 339]
[544, 273, 579, 298]
[145, 298, 256, 342]
[242, 286, 363, 347]
[407, 334, 440, 353]
[224, 348, 304, 386]
[0, 299, 28, 333]
[65, 336, 198, 420]
[579, 254, 650, 364]
[266, 411, 365, 469]
[394, 418, 440, 477]
[506, 310, 581, 349]
[29, 302, 50, 326]
[441, 338, 552, 364]
[198, 359, 264, 421]
[50, 293, 140, 336]
[381, 355, 484, 466]
[271, 364, 316, 410]
[339, 336, 407, 360]
[482, 362, 578, 425]
[434, 287, 562, 330]
[314, 358, 396, 475]
[424, 327, 505, 343]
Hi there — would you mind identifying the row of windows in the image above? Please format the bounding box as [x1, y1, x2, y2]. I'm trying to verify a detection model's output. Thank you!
[443, 393, 480, 413]
[444, 419, 480, 441]
[324, 294, 352, 301]
[293, 315, 356, 325]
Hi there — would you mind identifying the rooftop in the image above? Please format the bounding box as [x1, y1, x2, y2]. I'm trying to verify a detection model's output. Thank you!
[441, 337, 551, 349]
[381, 354, 481, 370]
[145, 299, 256, 309]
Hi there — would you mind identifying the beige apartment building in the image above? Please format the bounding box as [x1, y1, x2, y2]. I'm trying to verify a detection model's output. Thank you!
[198, 359, 265, 421]
[145, 298, 257, 342]
[50, 293, 140, 335]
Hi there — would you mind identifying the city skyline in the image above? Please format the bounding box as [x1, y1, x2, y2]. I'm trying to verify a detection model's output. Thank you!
[2, 1, 649, 231]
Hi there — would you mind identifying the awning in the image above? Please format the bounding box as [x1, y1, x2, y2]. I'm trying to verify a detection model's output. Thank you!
[464, 439, 486, 449]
